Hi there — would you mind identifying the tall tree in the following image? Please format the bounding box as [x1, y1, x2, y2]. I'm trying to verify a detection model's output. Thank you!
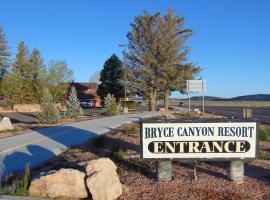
[156, 10, 200, 112]
[126, 12, 161, 111]
[13, 41, 36, 103]
[30, 49, 47, 101]
[0, 26, 11, 81]
[47, 60, 73, 103]
[97, 54, 124, 99]
[0, 70, 24, 107]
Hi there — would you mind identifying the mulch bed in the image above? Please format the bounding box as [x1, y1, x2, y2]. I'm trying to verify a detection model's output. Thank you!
[35, 120, 270, 200]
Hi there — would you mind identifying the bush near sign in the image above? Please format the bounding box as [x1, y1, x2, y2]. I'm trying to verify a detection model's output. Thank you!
[140, 119, 258, 160]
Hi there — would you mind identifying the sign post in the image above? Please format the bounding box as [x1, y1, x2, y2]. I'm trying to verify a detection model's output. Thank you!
[228, 108, 253, 184]
[141, 118, 258, 182]
[187, 80, 206, 114]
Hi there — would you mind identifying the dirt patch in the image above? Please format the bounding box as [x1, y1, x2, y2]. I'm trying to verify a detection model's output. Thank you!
[31, 118, 270, 200]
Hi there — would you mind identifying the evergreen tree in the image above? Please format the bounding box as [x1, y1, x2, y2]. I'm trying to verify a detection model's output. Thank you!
[65, 86, 83, 119]
[126, 12, 161, 111]
[97, 54, 124, 99]
[30, 49, 47, 101]
[38, 88, 60, 124]
[156, 10, 200, 112]
[0, 26, 11, 81]
[104, 93, 118, 116]
[13, 41, 36, 103]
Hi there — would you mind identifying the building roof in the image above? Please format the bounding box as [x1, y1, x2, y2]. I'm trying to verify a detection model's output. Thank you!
[69, 82, 98, 90]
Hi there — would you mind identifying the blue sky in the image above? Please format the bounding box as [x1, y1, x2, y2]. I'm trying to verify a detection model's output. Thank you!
[1, 0, 269, 98]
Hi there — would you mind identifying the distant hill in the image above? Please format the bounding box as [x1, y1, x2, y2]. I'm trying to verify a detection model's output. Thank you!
[230, 94, 270, 101]
[180, 94, 270, 101]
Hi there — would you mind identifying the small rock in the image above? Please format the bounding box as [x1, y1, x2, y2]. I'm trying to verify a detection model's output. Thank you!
[122, 184, 129, 194]
[86, 158, 122, 200]
[29, 169, 88, 199]
[0, 117, 13, 132]
[194, 108, 202, 114]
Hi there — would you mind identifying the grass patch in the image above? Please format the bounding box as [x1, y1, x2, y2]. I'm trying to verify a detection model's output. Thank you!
[112, 149, 127, 161]
[122, 125, 137, 137]
[259, 127, 270, 141]
[173, 113, 200, 118]
[258, 152, 269, 160]
[0, 128, 18, 135]
[0, 165, 30, 196]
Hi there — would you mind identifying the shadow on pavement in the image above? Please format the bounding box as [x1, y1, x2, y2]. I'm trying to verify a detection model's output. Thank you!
[0, 126, 98, 178]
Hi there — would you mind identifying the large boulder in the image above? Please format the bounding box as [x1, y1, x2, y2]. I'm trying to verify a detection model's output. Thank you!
[86, 158, 122, 200]
[0, 117, 13, 132]
[29, 168, 88, 199]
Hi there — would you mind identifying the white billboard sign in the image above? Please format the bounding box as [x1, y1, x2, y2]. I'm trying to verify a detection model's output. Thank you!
[187, 80, 206, 93]
[141, 119, 258, 160]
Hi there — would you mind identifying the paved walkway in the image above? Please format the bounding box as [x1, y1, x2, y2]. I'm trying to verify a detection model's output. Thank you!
[0, 112, 160, 178]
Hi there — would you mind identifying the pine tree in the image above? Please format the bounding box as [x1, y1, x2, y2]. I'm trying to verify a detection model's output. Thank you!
[126, 12, 161, 111]
[97, 54, 124, 99]
[30, 49, 47, 101]
[13, 41, 36, 103]
[38, 88, 60, 124]
[104, 93, 118, 116]
[156, 10, 200, 112]
[0, 26, 11, 81]
[65, 86, 83, 119]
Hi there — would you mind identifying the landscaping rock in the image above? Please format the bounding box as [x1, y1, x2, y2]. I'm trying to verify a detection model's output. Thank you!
[0, 117, 13, 131]
[86, 158, 117, 175]
[86, 158, 122, 200]
[29, 169, 88, 199]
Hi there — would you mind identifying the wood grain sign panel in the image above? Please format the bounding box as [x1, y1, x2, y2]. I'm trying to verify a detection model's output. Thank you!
[141, 119, 258, 160]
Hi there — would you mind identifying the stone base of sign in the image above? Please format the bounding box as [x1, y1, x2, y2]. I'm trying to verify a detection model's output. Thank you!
[123, 107, 128, 114]
[228, 160, 244, 184]
[156, 160, 172, 182]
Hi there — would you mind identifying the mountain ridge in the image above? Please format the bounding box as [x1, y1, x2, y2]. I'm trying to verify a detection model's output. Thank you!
[179, 94, 270, 101]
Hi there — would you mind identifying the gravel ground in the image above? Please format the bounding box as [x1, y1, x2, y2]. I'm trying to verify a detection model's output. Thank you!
[32, 119, 270, 200]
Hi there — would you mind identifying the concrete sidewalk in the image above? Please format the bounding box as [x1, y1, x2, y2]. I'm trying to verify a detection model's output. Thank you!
[0, 112, 160, 178]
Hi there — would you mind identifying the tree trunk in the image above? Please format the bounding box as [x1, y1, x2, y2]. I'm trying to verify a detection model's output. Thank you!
[149, 89, 156, 111]
[164, 89, 169, 113]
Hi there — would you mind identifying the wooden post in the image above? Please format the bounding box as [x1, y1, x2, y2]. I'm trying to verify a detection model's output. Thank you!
[156, 159, 172, 182]
[228, 108, 252, 184]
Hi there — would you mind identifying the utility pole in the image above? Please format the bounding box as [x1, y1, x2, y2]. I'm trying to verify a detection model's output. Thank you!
[119, 44, 128, 113]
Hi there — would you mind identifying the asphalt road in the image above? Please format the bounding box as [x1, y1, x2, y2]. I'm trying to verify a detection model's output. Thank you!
[192, 106, 270, 124]
[0, 108, 104, 124]
[0, 111, 160, 178]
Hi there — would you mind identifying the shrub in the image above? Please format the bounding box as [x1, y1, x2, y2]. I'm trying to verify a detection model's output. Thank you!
[65, 86, 83, 119]
[104, 93, 118, 116]
[122, 125, 137, 137]
[0, 164, 30, 196]
[37, 88, 60, 124]
[113, 149, 127, 160]
[260, 128, 270, 141]
[126, 101, 138, 110]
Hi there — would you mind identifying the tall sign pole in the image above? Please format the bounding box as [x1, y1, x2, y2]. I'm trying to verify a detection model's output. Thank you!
[186, 80, 206, 114]
[119, 43, 128, 113]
